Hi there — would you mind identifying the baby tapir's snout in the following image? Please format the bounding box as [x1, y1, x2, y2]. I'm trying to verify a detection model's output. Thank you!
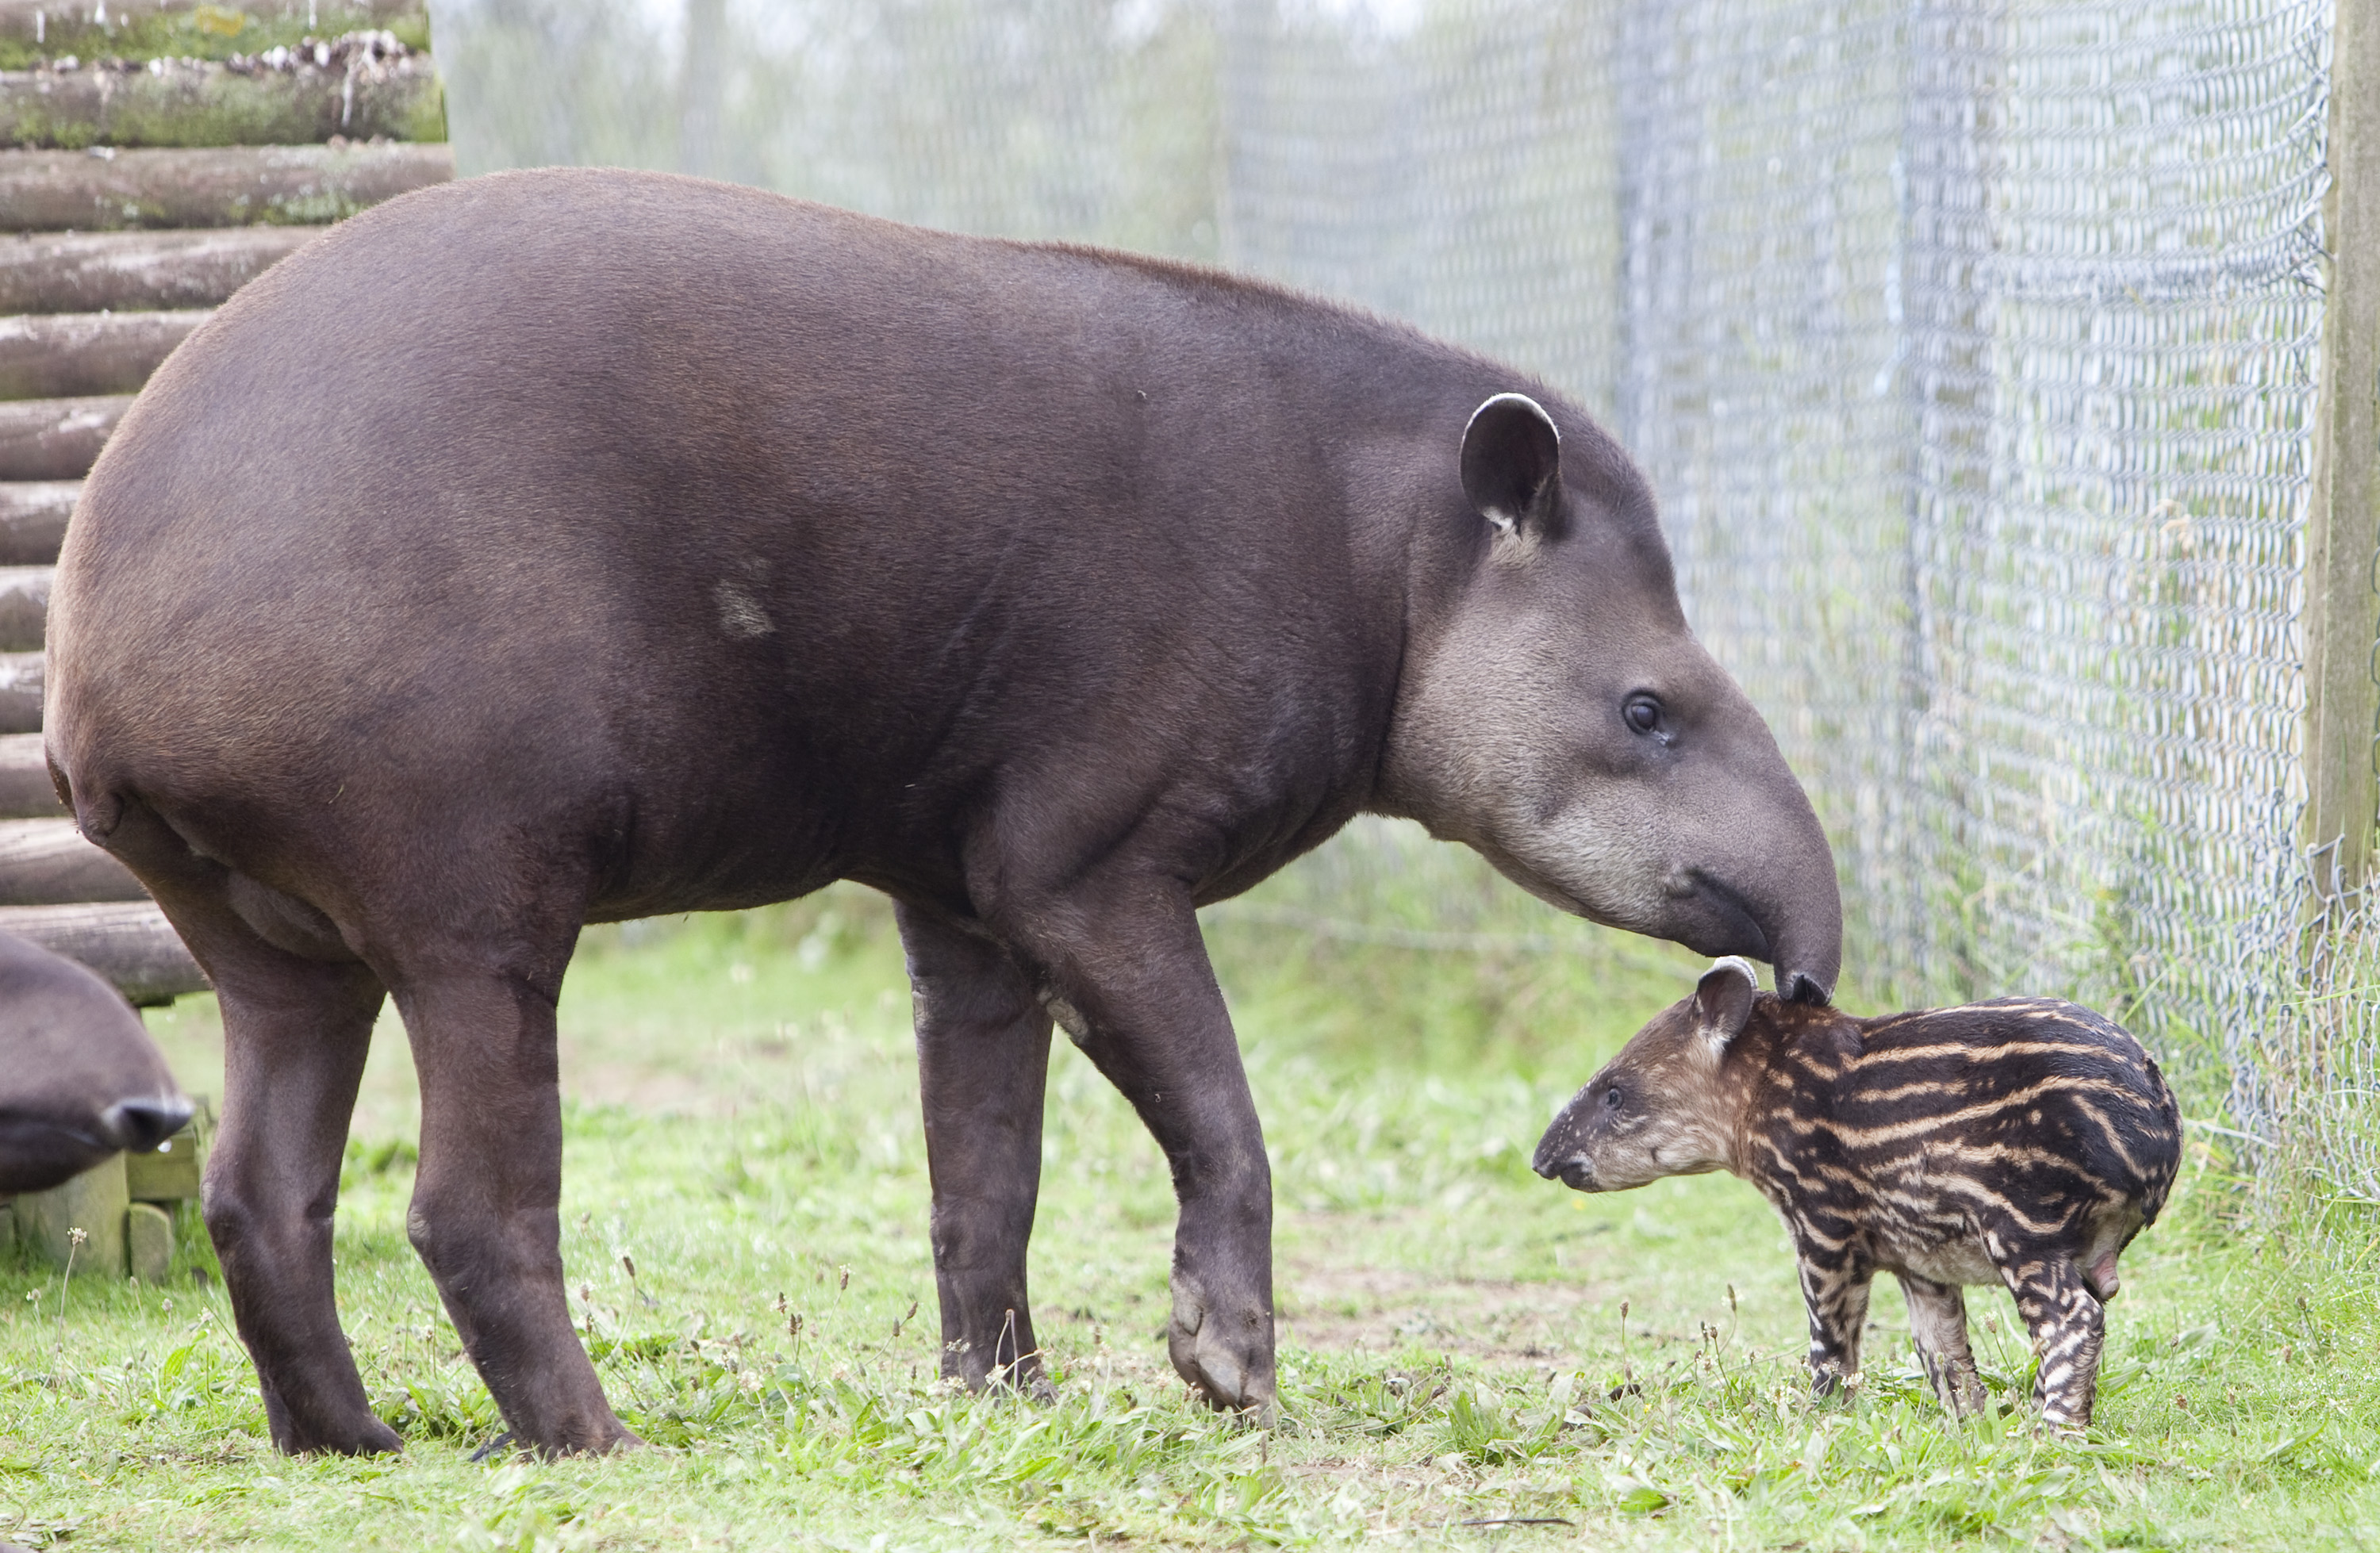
[1533, 956, 1764, 1194]
[1535, 958, 2182, 1431]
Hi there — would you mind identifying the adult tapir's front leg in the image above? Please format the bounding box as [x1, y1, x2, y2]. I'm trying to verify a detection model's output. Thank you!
[896, 903, 1056, 1395]
[993, 876, 1276, 1419]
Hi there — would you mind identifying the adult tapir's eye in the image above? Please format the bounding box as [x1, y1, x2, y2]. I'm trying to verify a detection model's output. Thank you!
[1603, 1086, 1623, 1110]
[1622, 694, 1664, 735]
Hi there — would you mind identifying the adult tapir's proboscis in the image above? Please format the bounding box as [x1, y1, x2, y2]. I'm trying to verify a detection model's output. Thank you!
[44, 169, 1841, 1456]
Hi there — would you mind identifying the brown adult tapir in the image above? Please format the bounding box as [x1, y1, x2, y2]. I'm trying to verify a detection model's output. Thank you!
[0, 928, 190, 1196]
[44, 168, 1841, 1456]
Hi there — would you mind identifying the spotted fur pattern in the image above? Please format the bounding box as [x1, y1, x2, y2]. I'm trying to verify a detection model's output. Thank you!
[1533, 959, 2182, 1430]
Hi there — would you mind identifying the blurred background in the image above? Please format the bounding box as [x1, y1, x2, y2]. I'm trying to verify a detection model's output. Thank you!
[418, 0, 2353, 1188]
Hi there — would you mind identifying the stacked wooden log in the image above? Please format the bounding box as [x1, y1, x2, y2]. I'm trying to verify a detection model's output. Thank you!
[0, 0, 448, 1020]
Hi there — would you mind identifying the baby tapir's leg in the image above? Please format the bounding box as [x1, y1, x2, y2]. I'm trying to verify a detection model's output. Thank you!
[1795, 1250, 1873, 1401]
[2001, 1253, 2106, 1429]
[1896, 1273, 1987, 1417]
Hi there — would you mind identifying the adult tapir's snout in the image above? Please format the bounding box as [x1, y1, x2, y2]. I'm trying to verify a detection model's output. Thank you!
[1650, 712, 1842, 1005]
[0, 929, 190, 1196]
[102, 1094, 195, 1153]
[1380, 393, 1843, 1003]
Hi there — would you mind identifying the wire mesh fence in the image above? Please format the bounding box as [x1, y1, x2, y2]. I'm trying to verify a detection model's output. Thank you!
[424, 0, 2369, 1187]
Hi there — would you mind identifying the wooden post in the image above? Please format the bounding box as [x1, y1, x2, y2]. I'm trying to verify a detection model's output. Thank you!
[0, 901, 210, 1003]
[0, 144, 451, 234]
[0, 312, 208, 401]
[0, 817, 151, 904]
[0, 229, 318, 315]
[0, 396, 129, 481]
[0, 731, 69, 818]
[2304, 2, 2380, 896]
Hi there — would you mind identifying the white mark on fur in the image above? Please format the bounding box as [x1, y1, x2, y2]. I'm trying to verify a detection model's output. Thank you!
[714, 581, 774, 639]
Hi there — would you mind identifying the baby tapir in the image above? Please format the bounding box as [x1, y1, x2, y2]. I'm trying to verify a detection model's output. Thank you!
[1532, 957, 2181, 1429]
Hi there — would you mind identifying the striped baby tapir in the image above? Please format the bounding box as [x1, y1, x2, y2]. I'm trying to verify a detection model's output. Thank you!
[1531, 958, 2182, 1429]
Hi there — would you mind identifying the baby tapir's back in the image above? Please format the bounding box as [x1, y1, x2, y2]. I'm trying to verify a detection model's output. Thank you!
[1772, 996, 2182, 1292]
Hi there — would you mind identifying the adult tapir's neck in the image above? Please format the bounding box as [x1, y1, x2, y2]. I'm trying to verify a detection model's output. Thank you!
[789, 232, 1577, 896]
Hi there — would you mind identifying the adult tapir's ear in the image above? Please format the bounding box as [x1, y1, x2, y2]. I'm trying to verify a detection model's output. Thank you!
[1692, 957, 1760, 1059]
[1460, 393, 1563, 538]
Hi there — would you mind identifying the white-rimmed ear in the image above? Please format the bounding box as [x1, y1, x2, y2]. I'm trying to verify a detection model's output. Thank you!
[1692, 957, 1760, 1059]
[1459, 393, 1563, 538]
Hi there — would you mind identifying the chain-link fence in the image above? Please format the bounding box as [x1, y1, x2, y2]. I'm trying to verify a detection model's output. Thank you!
[426, 0, 2368, 1187]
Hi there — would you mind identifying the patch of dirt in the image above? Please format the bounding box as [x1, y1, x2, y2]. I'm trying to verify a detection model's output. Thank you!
[1276, 1224, 1622, 1366]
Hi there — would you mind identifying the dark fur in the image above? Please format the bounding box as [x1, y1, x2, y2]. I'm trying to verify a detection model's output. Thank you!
[1534, 961, 2181, 1428]
[46, 169, 1842, 1455]
[0, 929, 189, 1194]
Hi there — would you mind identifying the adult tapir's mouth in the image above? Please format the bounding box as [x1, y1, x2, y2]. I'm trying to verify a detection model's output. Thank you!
[1675, 872, 1772, 961]
[1672, 873, 1834, 1006]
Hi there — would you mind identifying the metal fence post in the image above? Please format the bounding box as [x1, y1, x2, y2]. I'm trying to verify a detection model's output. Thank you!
[2305, 0, 2380, 896]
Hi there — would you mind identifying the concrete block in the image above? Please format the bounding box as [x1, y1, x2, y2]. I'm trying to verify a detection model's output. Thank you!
[124, 1102, 209, 1203]
[13, 1152, 127, 1278]
[125, 1202, 174, 1283]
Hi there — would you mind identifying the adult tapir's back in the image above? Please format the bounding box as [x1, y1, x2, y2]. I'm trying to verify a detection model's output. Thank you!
[48, 167, 1611, 925]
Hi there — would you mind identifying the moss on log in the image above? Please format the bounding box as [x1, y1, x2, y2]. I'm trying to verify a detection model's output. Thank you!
[0, 479, 72, 562]
[0, 395, 125, 478]
[0, 309, 204, 398]
[0, 140, 447, 229]
[0, 226, 315, 312]
[1, 40, 441, 148]
[0, 1, 427, 56]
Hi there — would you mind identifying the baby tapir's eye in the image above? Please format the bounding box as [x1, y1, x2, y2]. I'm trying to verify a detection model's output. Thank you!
[1603, 1087, 1623, 1110]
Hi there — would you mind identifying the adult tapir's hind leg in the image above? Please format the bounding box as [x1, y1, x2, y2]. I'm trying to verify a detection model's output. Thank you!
[386, 905, 639, 1457]
[122, 849, 399, 1455]
[896, 903, 1057, 1395]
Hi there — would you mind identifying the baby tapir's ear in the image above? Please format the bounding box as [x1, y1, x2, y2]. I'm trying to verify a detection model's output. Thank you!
[1693, 957, 1760, 1060]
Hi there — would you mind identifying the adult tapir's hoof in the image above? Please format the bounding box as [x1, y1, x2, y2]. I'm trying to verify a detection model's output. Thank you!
[1168, 1279, 1280, 1425]
[327, 1421, 407, 1457]
[268, 1409, 405, 1458]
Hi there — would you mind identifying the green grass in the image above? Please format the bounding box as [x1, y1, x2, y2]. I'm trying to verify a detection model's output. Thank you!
[6, 872, 2380, 1548]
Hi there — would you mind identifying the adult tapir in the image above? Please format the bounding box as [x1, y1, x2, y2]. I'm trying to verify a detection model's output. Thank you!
[0, 928, 190, 1196]
[44, 168, 1841, 1455]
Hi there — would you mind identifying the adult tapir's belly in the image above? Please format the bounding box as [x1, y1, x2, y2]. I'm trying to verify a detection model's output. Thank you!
[42, 170, 1404, 924]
